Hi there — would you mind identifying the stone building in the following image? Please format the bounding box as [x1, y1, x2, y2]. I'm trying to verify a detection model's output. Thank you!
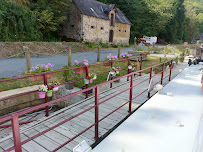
[59, 0, 131, 45]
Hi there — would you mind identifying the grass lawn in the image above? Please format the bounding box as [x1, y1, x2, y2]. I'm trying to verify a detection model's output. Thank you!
[0, 56, 172, 92]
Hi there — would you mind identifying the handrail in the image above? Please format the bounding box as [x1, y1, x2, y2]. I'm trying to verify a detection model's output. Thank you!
[0, 58, 174, 152]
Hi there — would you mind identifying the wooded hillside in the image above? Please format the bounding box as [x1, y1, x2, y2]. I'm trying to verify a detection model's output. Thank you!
[0, 0, 202, 43]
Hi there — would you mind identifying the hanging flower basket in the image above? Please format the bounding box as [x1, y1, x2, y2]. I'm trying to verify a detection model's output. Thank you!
[52, 85, 59, 91]
[84, 78, 89, 84]
[46, 90, 53, 97]
[38, 92, 46, 99]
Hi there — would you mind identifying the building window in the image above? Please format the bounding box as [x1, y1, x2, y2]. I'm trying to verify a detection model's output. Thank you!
[119, 29, 121, 32]
[91, 26, 95, 29]
[124, 30, 127, 32]
[71, 25, 74, 28]
[110, 13, 114, 26]
[101, 27, 104, 30]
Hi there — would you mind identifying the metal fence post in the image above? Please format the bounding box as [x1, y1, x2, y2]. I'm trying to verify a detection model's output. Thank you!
[11, 115, 22, 152]
[127, 59, 130, 81]
[161, 63, 165, 85]
[85, 66, 89, 99]
[148, 67, 153, 98]
[95, 86, 99, 140]
[169, 59, 173, 81]
[139, 56, 143, 76]
[129, 74, 133, 113]
[110, 62, 113, 88]
[43, 74, 49, 117]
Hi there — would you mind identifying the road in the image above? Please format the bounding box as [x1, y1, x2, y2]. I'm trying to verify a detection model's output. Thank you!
[0, 48, 132, 78]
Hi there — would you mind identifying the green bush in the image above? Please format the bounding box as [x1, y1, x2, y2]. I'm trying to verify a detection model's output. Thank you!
[0, 0, 41, 41]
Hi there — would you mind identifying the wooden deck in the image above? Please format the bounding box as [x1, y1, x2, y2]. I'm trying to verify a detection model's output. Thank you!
[0, 63, 187, 152]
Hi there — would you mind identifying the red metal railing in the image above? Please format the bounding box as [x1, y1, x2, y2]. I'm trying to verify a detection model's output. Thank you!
[0, 56, 142, 117]
[0, 59, 173, 152]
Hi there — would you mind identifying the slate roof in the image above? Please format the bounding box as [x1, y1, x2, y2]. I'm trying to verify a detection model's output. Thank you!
[73, 0, 131, 25]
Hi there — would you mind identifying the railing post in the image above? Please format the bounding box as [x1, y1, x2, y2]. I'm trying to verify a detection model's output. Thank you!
[169, 59, 173, 81]
[148, 67, 153, 98]
[43, 74, 49, 117]
[68, 46, 72, 67]
[85, 66, 89, 99]
[11, 115, 22, 152]
[161, 63, 165, 85]
[110, 61, 113, 88]
[127, 59, 130, 81]
[95, 86, 99, 140]
[139, 56, 143, 76]
[129, 74, 133, 113]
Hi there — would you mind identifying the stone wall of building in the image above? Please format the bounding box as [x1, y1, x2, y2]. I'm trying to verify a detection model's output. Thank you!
[82, 15, 130, 45]
[113, 22, 131, 45]
[59, 3, 82, 41]
[82, 15, 110, 43]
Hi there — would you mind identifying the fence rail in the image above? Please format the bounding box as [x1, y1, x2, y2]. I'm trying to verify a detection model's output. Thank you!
[0, 58, 174, 152]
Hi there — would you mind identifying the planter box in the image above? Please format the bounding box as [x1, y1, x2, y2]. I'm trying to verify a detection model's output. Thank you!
[82, 85, 93, 95]
[128, 51, 148, 61]
[65, 82, 74, 90]
[76, 67, 86, 74]
[121, 59, 129, 63]
[103, 61, 111, 66]
[29, 73, 52, 82]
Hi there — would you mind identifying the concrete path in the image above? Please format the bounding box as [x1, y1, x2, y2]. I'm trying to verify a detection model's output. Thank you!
[92, 63, 203, 152]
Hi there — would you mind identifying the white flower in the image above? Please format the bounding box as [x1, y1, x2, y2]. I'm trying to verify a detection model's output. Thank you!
[39, 85, 48, 92]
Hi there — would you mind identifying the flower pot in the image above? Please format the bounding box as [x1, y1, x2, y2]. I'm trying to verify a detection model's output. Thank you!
[52, 85, 59, 91]
[113, 76, 120, 82]
[82, 86, 93, 95]
[29, 73, 52, 82]
[46, 90, 53, 97]
[84, 78, 89, 85]
[76, 67, 86, 74]
[65, 82, 74, 90]
[103, 61, 111, 66]
[38, 92, 46, 99]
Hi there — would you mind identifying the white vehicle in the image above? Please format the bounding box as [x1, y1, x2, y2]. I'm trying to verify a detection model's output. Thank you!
[143, 36, 157, 45]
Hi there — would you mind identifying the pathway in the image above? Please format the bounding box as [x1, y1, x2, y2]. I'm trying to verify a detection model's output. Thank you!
[0, 62, 187, 152]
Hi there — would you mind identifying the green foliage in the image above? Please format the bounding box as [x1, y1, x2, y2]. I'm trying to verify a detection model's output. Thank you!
[0, 0, 40, 41]
[0, 0, 70, 41]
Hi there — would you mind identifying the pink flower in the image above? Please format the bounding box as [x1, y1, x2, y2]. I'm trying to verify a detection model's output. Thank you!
[17, 71, 21, 73]
[75, 60, 79, 64]
[51, 64, 54, 67]
[41, 64, 45, 67]
[19, 75, 23, 78]
[73, 71, 75, 73]
[84, 62, 88, 66]
[76, 75, 78, 78]
[65, 46, 68, 50]
[48, 63, 51, 66]
[45, 65, 49, 70]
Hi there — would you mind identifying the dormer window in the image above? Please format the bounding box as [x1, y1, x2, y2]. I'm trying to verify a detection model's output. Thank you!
[110, 13, 114, 26]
